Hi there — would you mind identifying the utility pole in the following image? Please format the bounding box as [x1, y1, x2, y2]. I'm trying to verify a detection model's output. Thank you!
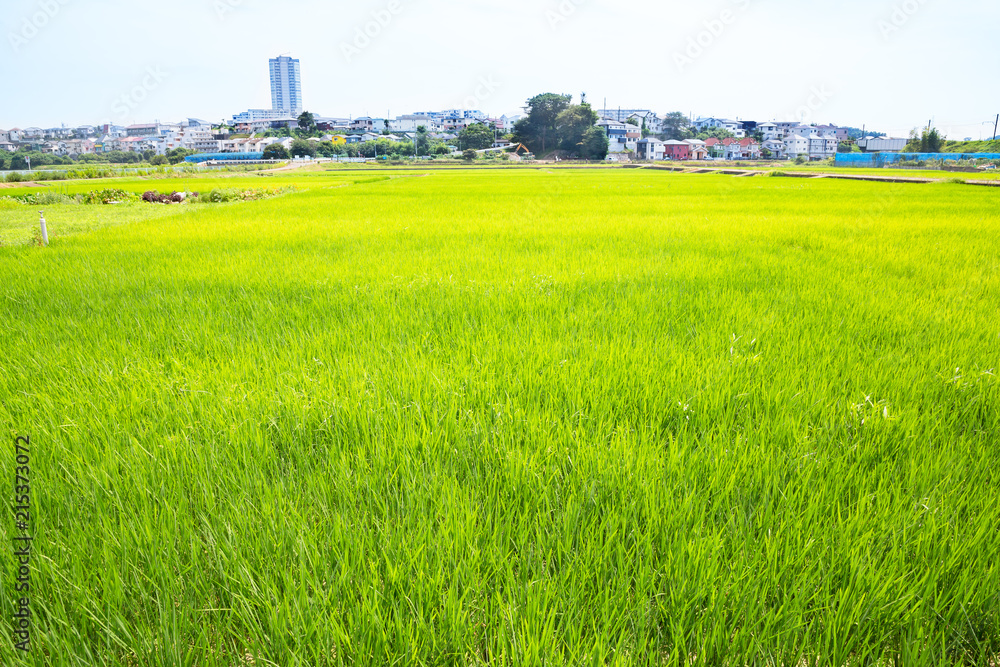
[993, 114, 998, 141]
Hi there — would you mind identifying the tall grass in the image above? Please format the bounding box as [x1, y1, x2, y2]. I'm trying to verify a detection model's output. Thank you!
[0, 171, 998, 665]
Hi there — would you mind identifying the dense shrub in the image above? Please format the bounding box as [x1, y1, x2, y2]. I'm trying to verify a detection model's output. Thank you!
[81, 189, 139, 204]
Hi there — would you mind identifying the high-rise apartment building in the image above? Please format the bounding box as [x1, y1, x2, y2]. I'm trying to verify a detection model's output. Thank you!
[269, 56, 302, 116]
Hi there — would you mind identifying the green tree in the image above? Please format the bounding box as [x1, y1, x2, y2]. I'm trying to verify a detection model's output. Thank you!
[165, 148, 197, 164]
[555, 103, 600, 155]
[263, 143, 289, 160]
[415, 125, 430, 155]
[297, 111, 317, 134]
[661, 112, 692, 141]
[149, 155, 169, 166]
[512, 93, 572, 154]
[289, 138, 316, 158]
[580, 126, 609, 161]
[458, 123, 495, 150]
[922, 128, 943, 152]
[462, 148, 478, 162]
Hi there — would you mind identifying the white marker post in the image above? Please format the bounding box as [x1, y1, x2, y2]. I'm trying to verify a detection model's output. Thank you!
[38, 211, 48, 246]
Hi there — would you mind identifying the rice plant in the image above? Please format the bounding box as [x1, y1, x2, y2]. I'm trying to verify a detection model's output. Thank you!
[1, 169, 998, 665]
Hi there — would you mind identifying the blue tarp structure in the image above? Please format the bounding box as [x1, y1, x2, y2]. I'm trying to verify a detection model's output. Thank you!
[184, 152, 265, 163]
[836, 152, 1000, 166]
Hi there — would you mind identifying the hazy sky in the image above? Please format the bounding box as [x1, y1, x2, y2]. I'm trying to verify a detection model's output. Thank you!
[2, 0, 998, 139]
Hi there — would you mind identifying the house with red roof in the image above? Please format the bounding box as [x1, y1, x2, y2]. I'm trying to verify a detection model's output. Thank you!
[723, 137, 762, 160]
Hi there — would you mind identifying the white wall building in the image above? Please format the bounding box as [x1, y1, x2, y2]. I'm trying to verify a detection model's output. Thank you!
[389, 115, 442, 133]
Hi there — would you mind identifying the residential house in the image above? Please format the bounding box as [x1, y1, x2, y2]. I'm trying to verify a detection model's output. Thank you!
[126, 123, 159, 137]
[7, 128, 23, 142]
[663, 140, 691, 160]
[762, 138, 786, 158]
[596, 119, 636, 154]
[234, 118, 297, 134]
[814, 124, 849, 142]
[758, 122, 780, 140]
[703, 137, 725, 158]
[724, 137, 762, 160]
[693, 118, 746, 138]
[55, 139, 96, 156]
[498, 115, 521, 132]
[0, 141, 16, 152]
[627, 111, 664, 135]
[598, 109, 661, 132]
[163, 125, 218, 153]
[0, 129, 10, 142]
[808, 133, 838, 160]
[783, 134, 810, 160]
[350, 117, 385, 133]
[441, 115, 475, 132]
[390, 115, 439, 133]
[315, 117, 352, 132]
[635, 138, 666, 161]
[683, 139, 709, 160]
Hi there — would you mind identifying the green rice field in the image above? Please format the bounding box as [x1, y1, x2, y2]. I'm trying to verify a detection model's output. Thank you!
[1, 169, 999, 665]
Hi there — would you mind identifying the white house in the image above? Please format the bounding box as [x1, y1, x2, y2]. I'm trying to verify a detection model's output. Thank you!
[636, 138, 666, 161]
[0, 141, 16, 152]
[758, 122, 781, 140]
[498, 114, 521, 132]
[627, 111, 664, 135]
[163, 126, 218, 153]
[783, 134, 810, 159]
[390, 115, 441, 133]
